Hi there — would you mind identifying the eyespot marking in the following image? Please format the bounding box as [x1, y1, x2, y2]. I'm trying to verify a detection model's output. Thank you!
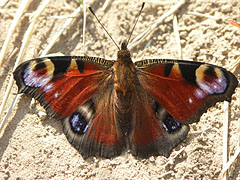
[69, 112, 89, 135]
[196, 65, 227, 95]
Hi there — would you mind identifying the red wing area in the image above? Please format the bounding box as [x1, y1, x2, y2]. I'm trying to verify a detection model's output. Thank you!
[13, 56, 113, 119]
[139, 66, 204, 122]
[129, 87, 189, 158]
[136, 60, 238, 124]
[131, 91, 163, 145]
[41, 71, 101, 117]
[62, 88, 125, 158]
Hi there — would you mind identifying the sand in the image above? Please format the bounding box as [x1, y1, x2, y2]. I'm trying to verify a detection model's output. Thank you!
[0, 0, 239, 179]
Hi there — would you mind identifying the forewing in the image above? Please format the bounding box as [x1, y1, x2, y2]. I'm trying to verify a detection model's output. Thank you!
[135, 59, 238, 124]
[14, 56, 114, 119]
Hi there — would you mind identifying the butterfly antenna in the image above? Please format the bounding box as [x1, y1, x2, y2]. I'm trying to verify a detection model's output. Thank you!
[126, 2, 145, 46]
[89, 7, 120, 50]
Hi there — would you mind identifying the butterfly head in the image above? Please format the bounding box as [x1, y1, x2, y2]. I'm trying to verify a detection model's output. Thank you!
[117, 42, 132, 63]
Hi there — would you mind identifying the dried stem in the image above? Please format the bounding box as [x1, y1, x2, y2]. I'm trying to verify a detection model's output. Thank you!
[0, 0, 52, 137]
[222, 101, 230, 180]
[83, 0, 86, 54]
[128, 0, 186, 49]
[102, 0, 113, 11]
[173, 15, 182, 59]
[187, 12, 220, 21]
[0, 0, 31, 66]
[41, 5, 82, 56]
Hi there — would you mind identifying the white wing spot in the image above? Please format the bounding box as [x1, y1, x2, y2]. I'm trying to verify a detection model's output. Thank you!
[217, 78, 222, 83]
[195, 89, 205, 99]
[189, 98, 193, 104]
[198, 82, 213, 94]
[83, 124, 89, 133]
[43, 83, 53, 92]
[54, 92, 59, 98]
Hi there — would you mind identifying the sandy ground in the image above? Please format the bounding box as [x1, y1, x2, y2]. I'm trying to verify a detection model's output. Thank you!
[0, 0, 239, 179]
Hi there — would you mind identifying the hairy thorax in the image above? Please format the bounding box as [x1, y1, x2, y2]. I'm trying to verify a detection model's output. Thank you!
[113, 61, 135, 96]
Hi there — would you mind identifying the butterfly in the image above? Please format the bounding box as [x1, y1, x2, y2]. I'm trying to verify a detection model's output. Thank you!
[13, 6, 238, 159]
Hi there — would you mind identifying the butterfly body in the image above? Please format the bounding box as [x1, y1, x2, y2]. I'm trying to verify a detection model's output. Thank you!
[13, 40, 238, 158]
[114, 43, 135, 95]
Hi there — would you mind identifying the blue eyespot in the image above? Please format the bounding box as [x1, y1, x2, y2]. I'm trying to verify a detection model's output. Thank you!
[69, 112, 88, 135]
[162, 114, 181, 133]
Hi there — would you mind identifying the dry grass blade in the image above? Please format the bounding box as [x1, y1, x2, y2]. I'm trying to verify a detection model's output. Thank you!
[41, 5, 82, 56]
[0, 0, 52, 137]
[219, 19, 240, 179]
[164, 147, 185, 167]
[220, 96, 240, 177]
[5, 47, 18, 62]
[0, 95, 20, 137]
[0, 48, 19, 137]
[222, 101, 230, 180]
[227, 19, 240, 73]
[187, 12, 220, 21]
[228, 57, 240, 73]
[171, 147, 185, 159]
[158, 171, 174, 178]
[83, 0, 86, 54]
[173, 15, 182, 59]
[239, 97, 240, 150]
[102, 0, 113, 11]
[239, 97, 240, 154]
[220, 147, 240, 178]
[0, 0, 31, 66]
[128, 0, 186, 50]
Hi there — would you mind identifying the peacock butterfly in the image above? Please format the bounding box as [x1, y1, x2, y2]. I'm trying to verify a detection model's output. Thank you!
[13, 4, 238, 159]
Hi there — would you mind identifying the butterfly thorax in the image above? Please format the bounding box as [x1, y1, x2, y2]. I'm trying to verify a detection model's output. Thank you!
[113, 43, 135, 96]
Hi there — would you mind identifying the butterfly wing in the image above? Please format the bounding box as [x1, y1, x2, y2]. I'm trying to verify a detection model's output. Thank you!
[135, 59, 238, 124]
[62, 86, 125, 158]
[130, 85, 189, 157]
[129, 59, 238, 157]
[14, 56, 113, 118]
[14, 56, 125, 158]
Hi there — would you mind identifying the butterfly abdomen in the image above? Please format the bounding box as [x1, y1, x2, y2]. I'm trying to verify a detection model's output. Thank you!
[114, 89, 133, 136]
